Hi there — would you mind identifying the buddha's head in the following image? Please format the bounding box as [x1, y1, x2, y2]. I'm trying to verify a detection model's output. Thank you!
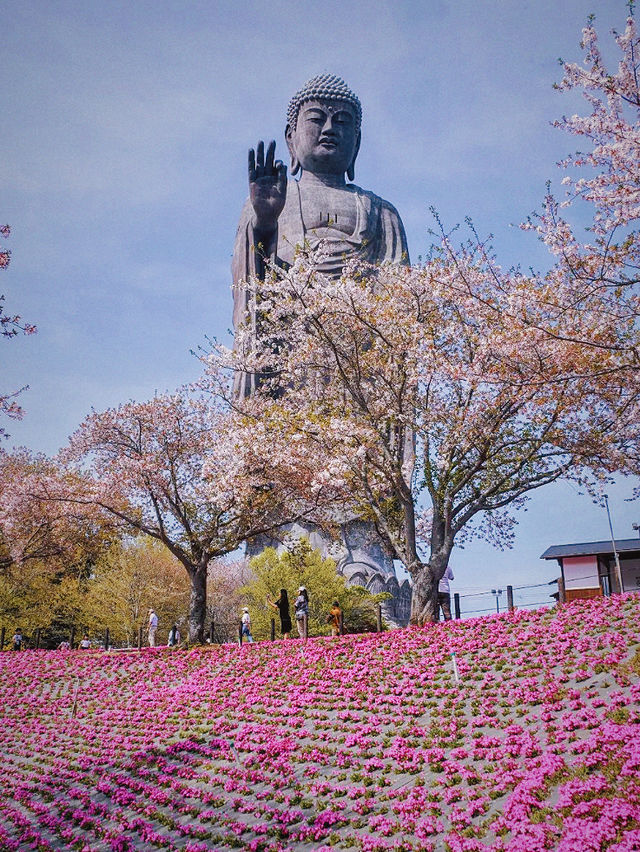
[285, 74, 361, 181]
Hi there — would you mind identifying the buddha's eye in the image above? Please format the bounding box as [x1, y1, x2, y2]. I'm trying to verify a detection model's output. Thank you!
[304, 111, 327, 124]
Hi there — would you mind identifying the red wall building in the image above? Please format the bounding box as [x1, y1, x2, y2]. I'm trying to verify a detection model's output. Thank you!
[541, 539, 640, 602]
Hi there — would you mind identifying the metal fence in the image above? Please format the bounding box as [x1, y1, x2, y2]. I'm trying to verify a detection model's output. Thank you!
[3, 578, 591, 650]
[451, 580, 558, 618]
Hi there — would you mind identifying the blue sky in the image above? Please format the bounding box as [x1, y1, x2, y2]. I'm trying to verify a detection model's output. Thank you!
[3, 0, 638, 605]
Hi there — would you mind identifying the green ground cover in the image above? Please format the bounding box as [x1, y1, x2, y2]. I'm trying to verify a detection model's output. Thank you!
[1, 595, 639, 851]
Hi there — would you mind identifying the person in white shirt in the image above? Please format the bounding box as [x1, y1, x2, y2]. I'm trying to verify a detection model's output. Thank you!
[438, 566, 454, 621]
[241, 607, 254, 643]
[148, 609, 158, 647]
[294, 586, 309, 639]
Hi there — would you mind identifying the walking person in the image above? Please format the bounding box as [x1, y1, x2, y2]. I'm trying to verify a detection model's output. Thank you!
[267, 589, 292, 639]
[12, 628, 23, 651]
[148, 608, 158, 647]
[438, 565, 454, 621]
[167, 624, 181, 647]
[328, 601, 342, 637]
[294, 586, 309, 640]
[240, 607, 254, 643]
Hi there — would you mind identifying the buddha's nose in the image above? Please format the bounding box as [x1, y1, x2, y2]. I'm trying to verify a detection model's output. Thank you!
[321, 117, 338, 136]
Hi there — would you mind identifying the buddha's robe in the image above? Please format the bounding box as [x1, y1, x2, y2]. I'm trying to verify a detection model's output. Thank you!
[231, 180, 410, 617]
[231, 181, 409, 397]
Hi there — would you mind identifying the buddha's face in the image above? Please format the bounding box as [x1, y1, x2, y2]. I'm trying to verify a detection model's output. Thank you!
[286, 99, 360, 177]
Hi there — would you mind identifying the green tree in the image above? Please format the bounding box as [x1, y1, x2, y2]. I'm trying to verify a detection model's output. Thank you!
[0, 554, 86, 647]
[240, 539, 388, 640]
[81, 537, 191, 647]
[0, 448, 116, 648]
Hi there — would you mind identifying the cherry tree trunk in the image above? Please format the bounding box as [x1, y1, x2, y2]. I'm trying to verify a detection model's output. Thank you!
[409, 564, 439, 625]
[409, 542, 453, 625]
[187, 561, 208, 643]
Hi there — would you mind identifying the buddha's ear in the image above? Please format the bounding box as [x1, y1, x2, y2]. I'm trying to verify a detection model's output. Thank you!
[347, 131, 361, 182]
[285, 124, 301, 176]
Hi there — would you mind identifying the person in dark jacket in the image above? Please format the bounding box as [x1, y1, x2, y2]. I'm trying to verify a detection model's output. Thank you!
[268, 589, 292, 639]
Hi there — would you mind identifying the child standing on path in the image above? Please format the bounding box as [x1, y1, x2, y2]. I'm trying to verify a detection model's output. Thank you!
[329, 601, 342, 637]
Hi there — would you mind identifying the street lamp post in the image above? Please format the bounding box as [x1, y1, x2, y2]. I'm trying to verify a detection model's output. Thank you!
[604, 494, 624, 594]
[491, 588, 503, 614]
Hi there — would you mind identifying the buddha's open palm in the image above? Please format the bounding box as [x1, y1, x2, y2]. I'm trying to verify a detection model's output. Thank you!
[248, 140, 287, 234]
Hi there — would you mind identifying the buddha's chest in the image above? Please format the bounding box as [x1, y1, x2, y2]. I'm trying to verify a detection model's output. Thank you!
[299, 186, 358, 234]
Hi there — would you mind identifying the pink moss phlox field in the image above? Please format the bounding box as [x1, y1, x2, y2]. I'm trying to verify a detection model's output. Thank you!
[1, 595, 639, 850]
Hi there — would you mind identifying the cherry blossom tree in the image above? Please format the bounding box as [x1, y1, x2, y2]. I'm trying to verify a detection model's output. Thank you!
[1, 225, 36, 437]
[0, 447, 110, 571]
[206, 556, 253, 643]
[521, 8, 640, 489]
[222, 243, 638, 625]
[0, 448, 114, 640]
[54, 385, 332, 642]
[220, 9, 640, 625]
[524, 11, 639, 367]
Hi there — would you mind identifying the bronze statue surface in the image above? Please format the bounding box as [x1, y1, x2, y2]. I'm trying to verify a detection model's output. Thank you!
[232, 74, 409, 379]
[231, 75, 411, 625]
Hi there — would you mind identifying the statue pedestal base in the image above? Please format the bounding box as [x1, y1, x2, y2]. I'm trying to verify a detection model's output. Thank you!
[246, 519, 411, 627]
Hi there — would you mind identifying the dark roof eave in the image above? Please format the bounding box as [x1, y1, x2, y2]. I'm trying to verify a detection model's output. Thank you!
[541, 538, 640, 560]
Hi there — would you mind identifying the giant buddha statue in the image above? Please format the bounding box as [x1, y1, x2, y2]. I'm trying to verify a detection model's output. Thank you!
[231, 74, 411, 625]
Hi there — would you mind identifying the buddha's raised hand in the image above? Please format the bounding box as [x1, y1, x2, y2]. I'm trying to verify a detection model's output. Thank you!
[248, 140, 287, 237]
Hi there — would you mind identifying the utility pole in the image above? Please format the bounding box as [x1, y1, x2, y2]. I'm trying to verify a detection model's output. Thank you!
[604, 494, 624, 594]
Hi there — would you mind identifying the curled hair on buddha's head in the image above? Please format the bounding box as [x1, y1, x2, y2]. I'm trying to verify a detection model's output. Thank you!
[286, 74, 362, 134]
[286, 74, 362, 179]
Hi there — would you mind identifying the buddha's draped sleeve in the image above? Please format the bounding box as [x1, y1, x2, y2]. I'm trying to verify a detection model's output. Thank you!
[232, 199, 270, 398]
[373, 196, 410, 266]
[231, 199, 260, 334]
